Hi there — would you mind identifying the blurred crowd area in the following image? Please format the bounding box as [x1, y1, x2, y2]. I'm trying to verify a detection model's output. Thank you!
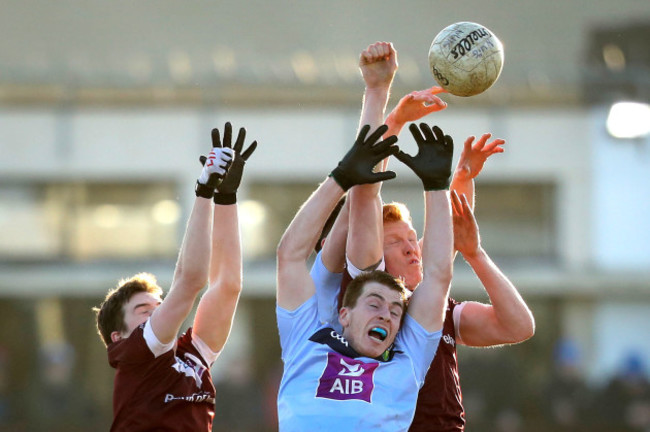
[0, 336, 648, 431]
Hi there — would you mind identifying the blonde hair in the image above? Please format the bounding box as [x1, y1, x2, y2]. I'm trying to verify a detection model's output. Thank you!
[383, 202, 412, 224]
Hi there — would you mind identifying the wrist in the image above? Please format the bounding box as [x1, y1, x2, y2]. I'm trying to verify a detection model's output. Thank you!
[213, 192, 236, 205]
[195, 181, 214, 199]
[329, 167, 353, 192]
[364, 84, 391, 96]
[462, 246, 486, 263]
[384, 112, 405, 135]
[423, 178, 451, 191]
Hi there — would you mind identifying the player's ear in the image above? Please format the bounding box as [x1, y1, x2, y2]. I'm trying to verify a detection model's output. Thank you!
[339, 307, 350, 328]
[111, 331, 123, 343]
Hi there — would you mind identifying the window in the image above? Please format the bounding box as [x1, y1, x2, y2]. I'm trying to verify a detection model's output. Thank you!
[0, 182, 180, 261]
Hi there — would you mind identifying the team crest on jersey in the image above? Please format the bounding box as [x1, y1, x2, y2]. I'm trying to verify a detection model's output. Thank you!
[316, 351, 378, 402]
[171, 353, 207, 388]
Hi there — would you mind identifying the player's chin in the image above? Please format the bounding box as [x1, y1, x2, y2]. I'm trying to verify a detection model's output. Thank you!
[361, 338, 388, 358]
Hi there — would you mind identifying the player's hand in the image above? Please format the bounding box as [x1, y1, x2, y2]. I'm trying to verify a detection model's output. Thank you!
[451, 191, 480, 257]
[395, 123, 454, 191]
[359, 41, 398, 90]
[213, 123, 257, 204]
[198, 125, 236, 189]
[386, 87, 447, 127]
[330, 124, 399, 191]
[454, 133, 505, 181]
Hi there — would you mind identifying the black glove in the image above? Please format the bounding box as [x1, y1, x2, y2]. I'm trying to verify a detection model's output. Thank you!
[199, 123, 257, 204]
[214, 123, 257, 205]
[196, 124, 237, 198]
[394, 123, 453, 191]
[329, 124, 399, 191]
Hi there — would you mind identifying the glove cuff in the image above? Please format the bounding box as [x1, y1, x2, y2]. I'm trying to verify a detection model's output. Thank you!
[213, 193, 237, 205]
[423, 178, 451, 191]
[195, 181, 215, 199]
[329, 167, 352, 192]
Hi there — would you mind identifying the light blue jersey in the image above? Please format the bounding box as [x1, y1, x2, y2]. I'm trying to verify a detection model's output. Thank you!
[276, 295, 441, 432]
[310, 251, 343, 327]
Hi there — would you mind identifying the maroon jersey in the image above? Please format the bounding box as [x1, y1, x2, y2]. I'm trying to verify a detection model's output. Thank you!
[409, 297, 465, 431]
[108, 325, 216, 432]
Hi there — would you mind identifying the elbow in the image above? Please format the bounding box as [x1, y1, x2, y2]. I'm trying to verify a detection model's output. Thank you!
[509, 312, 536, 343]
[276, 235, 293, 266]
[214, 278, 242, 297]
[174, 262, 209, 294]
[276, 233, 310, 267]
[424, 263, 453, 290]
[522, 313, 536, 341]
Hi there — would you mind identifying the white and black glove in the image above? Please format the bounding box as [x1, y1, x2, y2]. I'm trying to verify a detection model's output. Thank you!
[195, 127, 235, 198]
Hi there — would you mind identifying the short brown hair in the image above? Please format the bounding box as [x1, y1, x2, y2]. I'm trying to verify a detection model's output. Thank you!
[383, 202, 411, 224]
[93, 273, 162, 347]
[342, 270, 409, 317]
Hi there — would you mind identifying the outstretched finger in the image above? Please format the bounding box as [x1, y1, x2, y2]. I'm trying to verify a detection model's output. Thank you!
[483, 138, 506, 153]
[451, 190, 463, 217]
[233, 127, 246, 153]
[394, 150, 415, 170]
[463, 135, 475, 154]
[408, 123, 425, 145]
[356, 124, 372, 143]
[371, 170, 397, 183]
[240, 141, 258, 161]
[430, 125, 444, 142]
[223, 122, 233, 148]
[472, 133, 491, 151]
[428, 86, 447, 95]
[211, 128, 222, 148]
[365, 124, 390, 146]
[372, 134, 398, 153]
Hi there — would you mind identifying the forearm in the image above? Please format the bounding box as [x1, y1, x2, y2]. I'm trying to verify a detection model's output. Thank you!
[172, 197, 212, 290]
[278, 178, 345, 264]
[463, 248, 535, 341]
[450, 173, 475, 210]
[209, 204, 242, 289]
[152, 197, 212, 344]
[277, 178, 346, 310]
[384, 109, 407, 138]
[410, 190, 454, 331]
[347, 186, 383, 270]
[360, 86, 391, 130]
[346, 84, 390, 269]
[422, 191, 454, 280]
[321, 201, 349, 273]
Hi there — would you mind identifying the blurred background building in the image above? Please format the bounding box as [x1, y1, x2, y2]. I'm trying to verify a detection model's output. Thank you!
[0, 1, 649, 431]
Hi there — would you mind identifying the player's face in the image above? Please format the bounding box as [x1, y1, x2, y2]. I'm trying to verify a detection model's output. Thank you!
[383, 220, 422, 291]
[118, 291, 161, 340]
[339, 282, 404, 359]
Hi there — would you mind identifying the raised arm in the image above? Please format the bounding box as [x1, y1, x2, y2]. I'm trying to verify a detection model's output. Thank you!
[277, 125, 399, 310]
[395, 124, 454, 332]
[347, 42, 397, 271]
[452, 192, 535, 346]
[320, 197, 349, 273]
[194, 123, 258, 352]
[150, 132, 234, 345]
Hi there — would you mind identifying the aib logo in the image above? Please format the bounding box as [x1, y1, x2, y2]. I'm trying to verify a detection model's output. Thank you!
[316, 352, 378, 402]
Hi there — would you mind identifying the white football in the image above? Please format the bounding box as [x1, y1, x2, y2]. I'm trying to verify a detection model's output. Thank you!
[428, 22, 504, 97]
